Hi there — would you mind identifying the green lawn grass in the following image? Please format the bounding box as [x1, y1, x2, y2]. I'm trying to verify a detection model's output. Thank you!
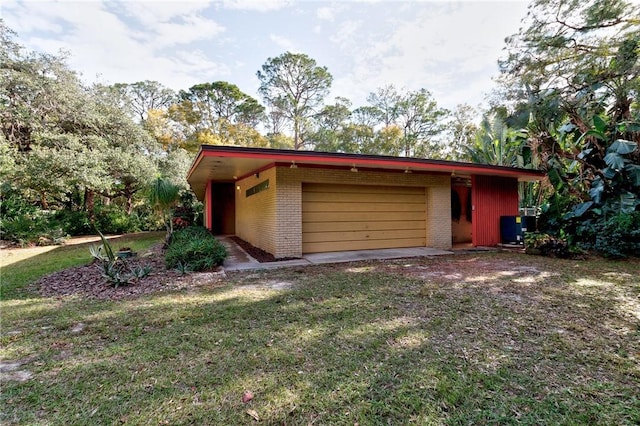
[1, 252, 639, 425]
[0, 232, 164, 300]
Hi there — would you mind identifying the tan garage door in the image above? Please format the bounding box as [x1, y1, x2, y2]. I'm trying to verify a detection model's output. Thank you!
[302, 183, 426, 253]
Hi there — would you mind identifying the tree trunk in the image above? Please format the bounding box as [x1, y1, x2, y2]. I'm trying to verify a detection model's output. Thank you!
[125, 187, 134, 214]
[85, 189, 96, 224]
[293, 118, 300, 150]
[40, 191, 49, 210]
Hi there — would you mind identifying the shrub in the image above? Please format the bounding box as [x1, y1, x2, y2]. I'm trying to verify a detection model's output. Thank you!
[0, 211, 66, 246]
[585, 212, 640, 258]
[94, 205, 141, 235]
[0, 184, 57, 244]
[89, 231, 152, 287]
[52, 210, 93, 235]
[524, 232, 571, 258]
[165, 226, 227, 271]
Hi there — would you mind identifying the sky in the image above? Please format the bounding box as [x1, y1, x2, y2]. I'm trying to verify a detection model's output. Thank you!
[1, 0, 532, 113]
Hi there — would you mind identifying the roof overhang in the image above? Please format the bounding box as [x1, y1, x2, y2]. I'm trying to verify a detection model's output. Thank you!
[187, 145, 546, 200]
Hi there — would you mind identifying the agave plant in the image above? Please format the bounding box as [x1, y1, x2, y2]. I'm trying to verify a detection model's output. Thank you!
[89, 230, 137, 287]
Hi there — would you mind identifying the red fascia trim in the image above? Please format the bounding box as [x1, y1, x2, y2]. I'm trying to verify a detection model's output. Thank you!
[197, 149, 543, 179]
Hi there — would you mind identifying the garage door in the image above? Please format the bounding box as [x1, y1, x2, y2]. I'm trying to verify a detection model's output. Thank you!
[302, 183, 426, 253]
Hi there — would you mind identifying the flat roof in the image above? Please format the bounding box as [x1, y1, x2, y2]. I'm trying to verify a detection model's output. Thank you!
[187, 145, 545, 199]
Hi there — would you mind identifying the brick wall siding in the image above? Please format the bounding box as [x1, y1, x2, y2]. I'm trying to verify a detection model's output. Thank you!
[235, 167, 277, 255]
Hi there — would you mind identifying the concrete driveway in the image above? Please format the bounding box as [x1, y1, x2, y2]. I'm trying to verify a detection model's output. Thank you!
[219, 236, 453, 271]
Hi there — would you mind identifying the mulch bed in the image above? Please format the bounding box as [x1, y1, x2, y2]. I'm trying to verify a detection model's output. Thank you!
[32, 244, 225, 300]
[229, 236, 299, 263]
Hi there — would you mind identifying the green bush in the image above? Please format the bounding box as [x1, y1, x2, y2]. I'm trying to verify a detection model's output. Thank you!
[0, 212, 67, 246]
[586, 212, 640, 258]
[524, 232, 571, 258]
[94, 205, 140, 235]
[52, 210, 93, 235]
[165, 226, 227, 271]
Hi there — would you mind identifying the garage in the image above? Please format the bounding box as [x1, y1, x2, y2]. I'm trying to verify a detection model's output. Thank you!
[302, 183, 427, 253]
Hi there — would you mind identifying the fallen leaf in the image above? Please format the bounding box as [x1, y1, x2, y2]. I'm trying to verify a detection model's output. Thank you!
[246, 409, 259, 421]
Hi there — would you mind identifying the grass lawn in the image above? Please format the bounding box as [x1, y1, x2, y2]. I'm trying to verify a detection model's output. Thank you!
[1, 250, 639, 425]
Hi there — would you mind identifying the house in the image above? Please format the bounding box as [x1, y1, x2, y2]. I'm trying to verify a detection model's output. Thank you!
[187, 145, 544, 258]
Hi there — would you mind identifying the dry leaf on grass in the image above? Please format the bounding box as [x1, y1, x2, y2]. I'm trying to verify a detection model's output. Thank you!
[246, 409, 259, 421]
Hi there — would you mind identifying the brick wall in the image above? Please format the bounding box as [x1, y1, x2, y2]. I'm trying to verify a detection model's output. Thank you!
[425, 185, 452, 249]
[235, 167, 277, 255]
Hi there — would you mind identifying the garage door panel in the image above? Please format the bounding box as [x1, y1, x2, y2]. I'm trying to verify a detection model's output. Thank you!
[303, 238, 427, 253]
[304, 183, 423, 195]
[303, 192, 425, 204]
[302, 220, 425, 233]
[303, 201, 425, 213]
[303, 211, 426, 223]
[303, 229, 424, 243]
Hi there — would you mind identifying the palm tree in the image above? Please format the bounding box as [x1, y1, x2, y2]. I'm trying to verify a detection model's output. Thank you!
[466, 115, 525, 167]
[148, 177, 181, 245]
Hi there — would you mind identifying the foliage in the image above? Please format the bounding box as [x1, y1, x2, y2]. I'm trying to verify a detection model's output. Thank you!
[89, 230, 151, 287]
[576, 211, 640, 258]
[0, 183, 66, 245]
[524, 232, 571, 258]
[131, 264, 153, 279]
[466, 114, 527, 167]
[1, 24, 165, 232]
[110, 80, 176, 122]
[165, 226, 227, 271]
[395, 88, 449, 157]
[167, 81, 266, 151]
[147, 177, 182, 243]
[444, 104, 478, 161]
[173, 261, 192, 275]
[497, 0, 640, 257]
[90, 230, 122, 285]
[257, 52, 333, 149]
[171, 191, 201, 229]
[307, 85, 450, 158]
[499, 0, 639, 125]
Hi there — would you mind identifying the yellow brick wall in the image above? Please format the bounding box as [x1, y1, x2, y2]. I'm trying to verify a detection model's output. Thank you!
[235, 167, 277, 255]
[426, 185, 452, 249]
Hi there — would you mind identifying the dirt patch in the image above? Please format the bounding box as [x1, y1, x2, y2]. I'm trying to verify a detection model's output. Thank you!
[229, 236, 299, 263]
[0, 355, 38, 382]
[32, 244, 225, 300]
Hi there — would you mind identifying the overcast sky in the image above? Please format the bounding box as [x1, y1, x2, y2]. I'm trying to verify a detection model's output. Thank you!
[2, 0, 531, 113]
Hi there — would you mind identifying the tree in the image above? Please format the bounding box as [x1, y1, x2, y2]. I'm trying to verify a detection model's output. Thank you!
[147, 176, 181, 244]
[499, 0, 639, 127]
[308, 97, 352, 152]
[394, 89, 449, 157]
[257, 52, 333, 149]
[170, 81, 266, 150]
[111, 80, 176, 122]
[1, 22, 161, 222]
[366, 85, 400, 127]
[497, 0, 640, 255]
[467, 114, 526, 167]
[444, 104, 479, 161]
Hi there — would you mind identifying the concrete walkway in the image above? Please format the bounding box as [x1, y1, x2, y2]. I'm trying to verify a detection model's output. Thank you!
[219, 236, 453, 272]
